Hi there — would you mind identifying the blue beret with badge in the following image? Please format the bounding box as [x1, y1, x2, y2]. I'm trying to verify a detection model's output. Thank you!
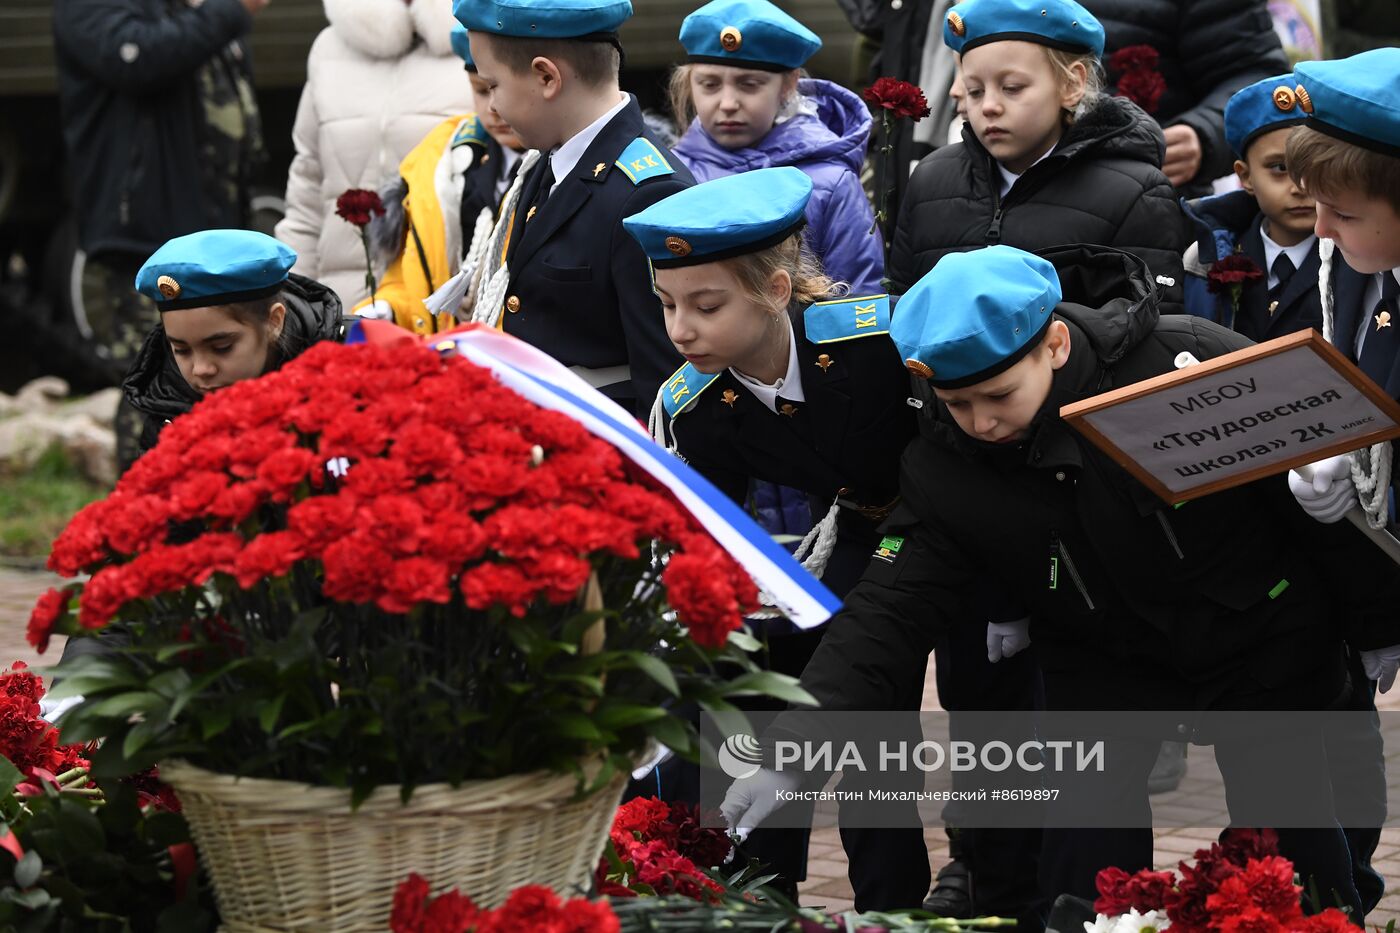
[892, 245, 1061, 388]
[1224, 74, 1306, 158]
[943, 0, 1104, 59]
[1294, 48, 1400, 157]
[450, 23, 476, 70]
[136, 230, 296, 312]
[453, 0, 632, 39]
[623, 166, 811, 268]
[679, 0, 822, 73]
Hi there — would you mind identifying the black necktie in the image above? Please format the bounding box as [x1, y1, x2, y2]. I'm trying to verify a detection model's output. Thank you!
[1268, 252, 1295, 306]
[1358, 273, 1399, 376]
[529, 157, 556, 216]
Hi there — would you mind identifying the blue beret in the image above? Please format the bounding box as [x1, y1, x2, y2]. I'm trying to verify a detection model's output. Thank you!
[136, 230, 296, 312]
[892, 246, 1061, 388]
[679, 0, 821, 73]
[453, 0, 632, 38]
[1224, 74, 1305, 159]
[623, 166, 811, 268]
[1294, 49, 1400, 157]
[450, 24, 475, 69]
[943, 0, 1104, 59]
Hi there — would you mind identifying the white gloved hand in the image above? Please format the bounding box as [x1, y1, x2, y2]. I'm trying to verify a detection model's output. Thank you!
[986, 618, 1031, 663]
[356, 300, 395, 321]
[719, 767, 802, 843]
[1361, 645, 1400, 693]
[38, 694, 83, 724]
[1288, 454, 1356, 524]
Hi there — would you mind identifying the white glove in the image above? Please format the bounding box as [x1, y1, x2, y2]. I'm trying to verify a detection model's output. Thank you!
[986, 618, 1031, 663]
[719, 767, 802, 842]
[356, 300, 395, 321]
[38, 694, 82, 724]
[1361, 645, 1400, 693]
[1288, 455, 1356, 524]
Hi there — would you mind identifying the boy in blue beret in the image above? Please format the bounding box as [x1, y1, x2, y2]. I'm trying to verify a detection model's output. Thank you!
[1181, 75, 1367, 342]
[451, 0, 695, 416]
[721, 243, 1400, 926]
[1285, 49, 1400, 536]
[354, 24, 525, 335]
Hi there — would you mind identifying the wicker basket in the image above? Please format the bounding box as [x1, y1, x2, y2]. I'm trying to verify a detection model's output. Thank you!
[160, 759, 628, 932]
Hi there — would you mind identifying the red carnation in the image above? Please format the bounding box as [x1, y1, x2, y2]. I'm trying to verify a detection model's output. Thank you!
[26, 588, 69, 654]
[1095, 866, 1175, 915]
[863, 77, 932, 121]
[1296, 908, 1360, 932]
[336, 188, 385, 303]
[335, 188, 385, 228]
[1204, 856, 1302, 925]
[1109, 44, 1165, 114]
[1207, 254, 1264, 293]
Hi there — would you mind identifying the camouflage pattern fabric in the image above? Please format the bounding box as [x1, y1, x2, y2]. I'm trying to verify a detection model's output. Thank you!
[80, 253, 157, 387]
[196, 39, 265, 225]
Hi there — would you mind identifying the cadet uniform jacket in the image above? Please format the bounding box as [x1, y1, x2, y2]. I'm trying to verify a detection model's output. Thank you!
[797, 247, 1400, 720]
[500, 97, 695, 416]
[662, 294, 915, 597]
[1181, 189, 1365, 342]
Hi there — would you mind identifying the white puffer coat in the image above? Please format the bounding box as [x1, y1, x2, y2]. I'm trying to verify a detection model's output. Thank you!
[274, 0, 474, 305]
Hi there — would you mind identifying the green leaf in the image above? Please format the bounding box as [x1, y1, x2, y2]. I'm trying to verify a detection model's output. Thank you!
[42, 658, 144, 700]
[727, 629, 762, 653]
[258, 694, 287, 734]
[154, 643, 200, 663]
[629, 653, 679, 697]
[198, 705, 233, 741]
[594, 703, 669, 731]
[55, 801, 104, 854]
[725, 671, 818, 707]
[0, 757, 24, 800]
[645, 715, 693, 755]
[552, 713, 606, 741]
[79, 692, 166, 720]
[122, 718, 163, 761]
[146, 668, 193, 700]
[12, 851, 40, 889]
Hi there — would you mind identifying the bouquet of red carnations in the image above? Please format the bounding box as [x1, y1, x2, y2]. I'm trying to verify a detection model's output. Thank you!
[30, 339, 797, 801]
[1088, 828, 1357, 932]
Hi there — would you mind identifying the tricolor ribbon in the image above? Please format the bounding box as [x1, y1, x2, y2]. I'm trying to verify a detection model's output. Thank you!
[348, 319, 840, 629]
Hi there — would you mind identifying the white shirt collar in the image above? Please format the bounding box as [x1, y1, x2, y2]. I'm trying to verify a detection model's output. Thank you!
[996, 146, 1054, 198]
[729, 316, 804, 413]
[1259, 226, 1316, 291]
[549, 92, 630, 194]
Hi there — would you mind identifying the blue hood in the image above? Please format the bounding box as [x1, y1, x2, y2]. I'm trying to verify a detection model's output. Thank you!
[673, 78, 872, 179]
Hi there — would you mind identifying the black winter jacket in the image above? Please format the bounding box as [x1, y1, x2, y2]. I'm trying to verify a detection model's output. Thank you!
[1090, 0, 1287, 187]
[53, 0, 255, 257]
[122, 274, 344, 458]
[799, 246, 1400, 718]
[887, 96, 1189, 313]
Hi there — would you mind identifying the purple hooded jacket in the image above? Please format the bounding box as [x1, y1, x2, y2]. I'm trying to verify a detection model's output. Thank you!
[672, 78, 885, 297]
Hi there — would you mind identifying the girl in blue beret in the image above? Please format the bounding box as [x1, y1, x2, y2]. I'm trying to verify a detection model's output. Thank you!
[626, 167, 929, 911]
[668, 0, 884, 299]
[888, 0, 1188, 313]
[123, 230, 344, 468]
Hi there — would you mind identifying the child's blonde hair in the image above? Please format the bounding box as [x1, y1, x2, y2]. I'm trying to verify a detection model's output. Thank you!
[1041, 47, 1105, 123]
[667, 63, 806, 136]
[723, 233, 845, 313]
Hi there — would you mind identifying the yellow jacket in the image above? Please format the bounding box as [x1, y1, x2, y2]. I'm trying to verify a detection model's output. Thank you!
[355, 114, 507, 334]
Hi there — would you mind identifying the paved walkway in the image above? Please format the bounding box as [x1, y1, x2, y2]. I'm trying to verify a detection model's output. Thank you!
[2, 564, 1397, 923]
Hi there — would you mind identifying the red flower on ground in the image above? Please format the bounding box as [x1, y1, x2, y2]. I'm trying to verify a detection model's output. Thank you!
[1205, 856, 1302, 925]
[1094, 865, 1175, 915]
[862, 77, 931, 121]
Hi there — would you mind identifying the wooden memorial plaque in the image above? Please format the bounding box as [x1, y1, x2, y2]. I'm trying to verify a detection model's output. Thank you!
[1060, 329, 1400, 504]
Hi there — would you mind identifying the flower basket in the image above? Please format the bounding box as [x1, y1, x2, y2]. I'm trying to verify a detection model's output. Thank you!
[161, 758, 627, 932]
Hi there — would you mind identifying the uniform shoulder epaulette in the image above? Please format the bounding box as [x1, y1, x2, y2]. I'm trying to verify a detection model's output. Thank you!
[615, 137, 676, 185]
[661, 361, 720, 418]
[450, 114, 488, 150]
[804, 294, 891, 343]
